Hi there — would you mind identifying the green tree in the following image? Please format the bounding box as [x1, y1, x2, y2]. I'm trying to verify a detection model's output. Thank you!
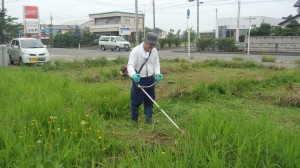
[250, 23, 271, 36]
[0, 10, 22, 44]
[271, 27, 283, 36]
[74, 25, 82, 46]
[282, 20, 300, 36]
[82, 31, 93, 46]
[183, 27, 196, 43]
[258, 23, 271, 36]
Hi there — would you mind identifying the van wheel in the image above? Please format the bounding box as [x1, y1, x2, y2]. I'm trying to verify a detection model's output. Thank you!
[9, 55, 14, 65]
[101, 46, 106, 51]
[115, 46, 120, 52]
[19, 57, 24, 66]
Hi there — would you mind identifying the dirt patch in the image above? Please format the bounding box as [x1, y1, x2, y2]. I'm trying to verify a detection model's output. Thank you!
[278, 89, 300, 107]
[145, 132, 173, 146]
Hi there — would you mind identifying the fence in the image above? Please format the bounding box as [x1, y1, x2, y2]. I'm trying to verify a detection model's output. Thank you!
[244, 36, 300, 53]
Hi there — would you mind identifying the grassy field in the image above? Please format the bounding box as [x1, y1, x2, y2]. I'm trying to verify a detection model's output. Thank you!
[0, 57, 300, 167]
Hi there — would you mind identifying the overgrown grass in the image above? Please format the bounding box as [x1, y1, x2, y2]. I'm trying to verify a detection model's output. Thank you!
[232, 56, 245, 61]
[0, 58, 299, 167]
[262, 55, 276, 62]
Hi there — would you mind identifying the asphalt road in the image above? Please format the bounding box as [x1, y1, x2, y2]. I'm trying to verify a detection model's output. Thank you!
[48, 48, 300, 68]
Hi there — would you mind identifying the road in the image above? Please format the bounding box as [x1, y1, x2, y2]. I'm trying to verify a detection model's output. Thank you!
[48, 48, 300, 68]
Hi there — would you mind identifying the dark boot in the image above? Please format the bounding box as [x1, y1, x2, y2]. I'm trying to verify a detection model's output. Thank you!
[144, 104, 153, 124]
[130, 103, 139, 124]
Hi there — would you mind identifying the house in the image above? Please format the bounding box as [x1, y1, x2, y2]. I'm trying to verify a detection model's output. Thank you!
[217, 16, 283, 38]
[39, 20, 93, 39]
[89, 11, 144, 39]
[152, 28, 167, 38]
[59, 20, 94, 33]
[278, 14, 300, 27]
[295, 0, 300, 14]
[278, 0, 300, 27]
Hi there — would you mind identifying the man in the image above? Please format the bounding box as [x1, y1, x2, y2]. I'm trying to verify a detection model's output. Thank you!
[127, 32, 163, 124]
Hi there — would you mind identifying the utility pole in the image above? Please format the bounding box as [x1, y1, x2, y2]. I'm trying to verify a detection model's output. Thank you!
[0, 0, 5, 43]
[197, 0, 199, 39]
[236, 0, 241, 42]
[215, 8, 218, 38]
[135, 0, 139, 45]
[153, 0, 155, 29]
[50, 15, 54, 47]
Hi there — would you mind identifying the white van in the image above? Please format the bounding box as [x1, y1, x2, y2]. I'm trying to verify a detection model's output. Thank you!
[99, 36, 130, 52]
[7, 38, 50, 65]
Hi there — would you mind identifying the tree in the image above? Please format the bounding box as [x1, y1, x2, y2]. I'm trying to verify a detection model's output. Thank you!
[183, 27, 196, 43]
[74, 25, 82, 46]
[282, 19, 300, 36]
[0, 10, 22, 44]
[82, 31, 93, 46]
[258, 23, 271, 36]
[250, 23, 271, 36]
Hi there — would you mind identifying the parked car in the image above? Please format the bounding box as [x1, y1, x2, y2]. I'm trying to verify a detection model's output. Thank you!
[7, 38, 50, 65]
[99, 36, 130, 51]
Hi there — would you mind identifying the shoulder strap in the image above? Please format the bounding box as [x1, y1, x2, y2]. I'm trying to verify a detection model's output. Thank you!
[137, 51, 152, 74]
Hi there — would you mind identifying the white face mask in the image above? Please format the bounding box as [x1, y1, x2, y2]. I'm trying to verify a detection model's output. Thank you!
[140, 42, 150, 59]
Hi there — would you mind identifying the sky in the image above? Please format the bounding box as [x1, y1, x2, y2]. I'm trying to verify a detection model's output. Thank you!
[3, 0, 298, 32]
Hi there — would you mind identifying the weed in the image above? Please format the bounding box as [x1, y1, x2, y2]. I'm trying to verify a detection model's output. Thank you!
[232, 56, 245, 61]
[262, 55, 276, 62]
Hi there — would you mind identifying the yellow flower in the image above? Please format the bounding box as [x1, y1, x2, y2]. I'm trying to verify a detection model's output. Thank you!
[102, 148, 106, 151]
[81, 120, 87, 125]
[98, 136, 102, 139]
[162, 151, 165, 155]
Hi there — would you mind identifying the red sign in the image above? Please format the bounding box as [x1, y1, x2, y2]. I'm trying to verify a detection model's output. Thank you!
[24, 6, 39, 19]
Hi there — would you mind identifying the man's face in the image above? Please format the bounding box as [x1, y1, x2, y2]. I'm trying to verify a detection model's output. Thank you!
[143, 41, 156, 52]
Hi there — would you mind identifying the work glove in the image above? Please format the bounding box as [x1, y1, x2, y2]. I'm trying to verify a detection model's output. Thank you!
[132, 73, 140, 83]
[155, 73, 163, 82]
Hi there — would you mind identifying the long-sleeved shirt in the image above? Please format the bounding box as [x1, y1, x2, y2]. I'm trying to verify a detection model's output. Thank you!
[127, 42, 160, 78]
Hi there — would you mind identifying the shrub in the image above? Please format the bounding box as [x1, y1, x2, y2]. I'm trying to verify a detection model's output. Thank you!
[262, 55, 276, 62]
[232, 56, 245, 61]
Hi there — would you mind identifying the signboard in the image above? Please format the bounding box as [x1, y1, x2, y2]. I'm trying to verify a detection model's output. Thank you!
[24, 6, 39, 19]
[119, 27, 131, 35]
[25, 19, 39, 34]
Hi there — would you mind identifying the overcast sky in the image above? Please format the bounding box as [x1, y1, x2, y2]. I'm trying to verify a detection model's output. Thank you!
[4, 0, 298, 32]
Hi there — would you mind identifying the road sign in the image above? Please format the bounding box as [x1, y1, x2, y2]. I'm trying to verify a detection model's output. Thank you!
[187, 9, 190, 19]
[119, 27, 131, 36]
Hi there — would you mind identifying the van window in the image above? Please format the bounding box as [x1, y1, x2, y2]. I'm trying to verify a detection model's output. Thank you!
[110, 37, 116, 42]
[100, 36, 109, 41]
[115, 36, 127, 42]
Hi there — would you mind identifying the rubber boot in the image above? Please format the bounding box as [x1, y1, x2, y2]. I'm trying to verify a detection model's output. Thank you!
[130, 103, 139, 126]
[144, 105, 153, 124]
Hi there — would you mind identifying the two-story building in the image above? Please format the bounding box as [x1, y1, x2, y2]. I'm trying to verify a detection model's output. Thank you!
[89, 11, 144, 40]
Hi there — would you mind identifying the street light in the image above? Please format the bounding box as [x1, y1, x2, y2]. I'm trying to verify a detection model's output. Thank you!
[247, 17, 255, 56]
[188, 0, 203, 39]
